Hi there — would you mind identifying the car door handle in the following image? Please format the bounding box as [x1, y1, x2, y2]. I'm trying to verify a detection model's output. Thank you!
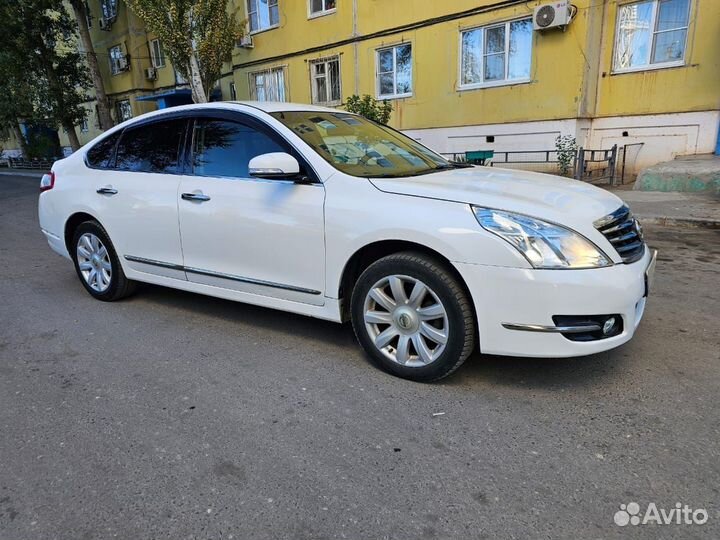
[181, 192, 211, 202]
[96, 187, 118, 195]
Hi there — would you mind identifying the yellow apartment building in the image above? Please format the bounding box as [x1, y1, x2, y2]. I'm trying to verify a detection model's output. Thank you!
[3, 0, 719, 176]
[226, 0, 719, 173]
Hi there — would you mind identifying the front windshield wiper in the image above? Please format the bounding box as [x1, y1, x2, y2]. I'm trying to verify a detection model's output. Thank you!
[366, 162, 471, 179]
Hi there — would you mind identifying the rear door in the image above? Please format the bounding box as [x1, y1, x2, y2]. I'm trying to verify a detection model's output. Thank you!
[89, 117, 188, 279]
[177, 113, 326, 305]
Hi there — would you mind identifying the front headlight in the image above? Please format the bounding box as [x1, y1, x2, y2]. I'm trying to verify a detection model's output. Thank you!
[472, 207, 611, 269]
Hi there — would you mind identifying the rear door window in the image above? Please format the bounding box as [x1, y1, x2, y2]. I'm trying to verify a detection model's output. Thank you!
[191, 119, 287, 178]
[86, 131, 122, 168]
[115, 118, 187, 173]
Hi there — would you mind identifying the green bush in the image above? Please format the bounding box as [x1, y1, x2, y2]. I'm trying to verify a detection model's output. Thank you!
[345, 94, 393, 125]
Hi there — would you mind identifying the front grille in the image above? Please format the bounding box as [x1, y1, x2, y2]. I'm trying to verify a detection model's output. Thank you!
[594, 205, 645, 264]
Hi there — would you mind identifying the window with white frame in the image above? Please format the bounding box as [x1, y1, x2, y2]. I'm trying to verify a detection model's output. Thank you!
[109, 45, 128, 75]
[376, 44, 412, 99]
[116, 100, 132, 122]
[310, 57, 341, 105]
[80, 117, 89, 133]
[247, 0, 279, 33]
[613, 0, 690, 72]
[229, 82, 237, 101]
[460, 18, 532, 88]
[101, 0, 117, 20]
[149, 39, 165, 68]
[309, 0, 335, 16]
[249, 67, 287, 101]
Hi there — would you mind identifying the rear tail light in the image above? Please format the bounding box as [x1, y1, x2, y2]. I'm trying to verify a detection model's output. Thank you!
[40, 171, 55, 192]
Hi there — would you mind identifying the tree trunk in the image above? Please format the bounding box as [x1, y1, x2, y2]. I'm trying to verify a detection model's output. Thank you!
[12, 121, 29, 158]
[63, 121, 81, 152]
[188, 54, 207, 103]
[68, 0, 114, 131]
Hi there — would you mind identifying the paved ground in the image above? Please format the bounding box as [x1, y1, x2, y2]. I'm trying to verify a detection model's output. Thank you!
[1, 173, 719, 540]
[613, 188, 720, 228]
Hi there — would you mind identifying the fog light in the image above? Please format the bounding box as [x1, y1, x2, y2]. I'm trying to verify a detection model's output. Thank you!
[603, 317, 617, 335]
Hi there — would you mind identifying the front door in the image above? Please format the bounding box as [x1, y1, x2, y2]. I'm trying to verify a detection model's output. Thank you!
[177, 116, 326, 305]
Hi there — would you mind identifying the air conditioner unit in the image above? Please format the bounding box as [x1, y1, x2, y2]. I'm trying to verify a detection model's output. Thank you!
[533, 1, 572, 31]
[145, 67, 157, 81]
[237, 34, 254, 49]
[99, 17, 111, 31]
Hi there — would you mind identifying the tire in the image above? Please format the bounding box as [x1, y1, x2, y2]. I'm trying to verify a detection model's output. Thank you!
[71, 221, 136, 302]
[350, 252, 476, 382]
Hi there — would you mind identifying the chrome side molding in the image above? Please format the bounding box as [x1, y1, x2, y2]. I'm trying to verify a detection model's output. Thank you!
[502, 322, 602, 333]
[124, 255, 322, 295]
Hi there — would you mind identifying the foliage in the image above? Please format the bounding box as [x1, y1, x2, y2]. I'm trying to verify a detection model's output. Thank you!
[0, 0, 91, 150]
[26, 129, 62, 159]
[126, 0, 242, 103]
[345, 95, 393, 125]
[555, 135, 578, 177]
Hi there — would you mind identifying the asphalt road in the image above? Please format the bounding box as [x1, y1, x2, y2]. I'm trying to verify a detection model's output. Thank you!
[1, 172, 718, 539]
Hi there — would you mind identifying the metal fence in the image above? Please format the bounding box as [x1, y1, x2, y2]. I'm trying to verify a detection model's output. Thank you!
[2, 157, 54, 169]
[445, 144, 639, 186]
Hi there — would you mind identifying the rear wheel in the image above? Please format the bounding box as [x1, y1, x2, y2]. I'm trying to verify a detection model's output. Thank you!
[350, 252, 476, 382]
[71, 221, 135, 301]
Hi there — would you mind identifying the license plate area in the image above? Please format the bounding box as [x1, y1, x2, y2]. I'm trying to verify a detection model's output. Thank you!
[644, 249, 658, 297]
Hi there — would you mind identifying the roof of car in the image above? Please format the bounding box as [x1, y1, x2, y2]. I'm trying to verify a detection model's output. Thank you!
[140, 101, 345, 115]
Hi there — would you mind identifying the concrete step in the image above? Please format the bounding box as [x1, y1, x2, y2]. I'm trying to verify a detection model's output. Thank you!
[634, 154, 720, 195]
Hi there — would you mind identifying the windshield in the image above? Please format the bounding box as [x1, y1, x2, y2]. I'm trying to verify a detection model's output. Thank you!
[270, 111, 452, 178]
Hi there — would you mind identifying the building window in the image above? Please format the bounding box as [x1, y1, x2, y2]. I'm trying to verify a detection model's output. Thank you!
[376, 44, 412, 99]
[84, 1, 92, 27]
[101, 0, 117, 20]
[109, 45, 128, 75]
[229, 82, 237, 101]
[247, 0, 279, 33]
[310, 57, 341, 105]
[309, 0, 335, 17]
[149, 39, 165, 68]
[80, 117, 89, 133]
[612, 0, 690, 72]
[249, 67, 286, 102]
[460, 18, 532, 88]
[116, 100, 132, 122]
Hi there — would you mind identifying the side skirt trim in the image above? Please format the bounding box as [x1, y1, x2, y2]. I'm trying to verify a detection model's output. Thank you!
[124, 255, 322, 296]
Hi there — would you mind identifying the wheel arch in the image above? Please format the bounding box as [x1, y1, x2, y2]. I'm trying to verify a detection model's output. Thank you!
[338, 239, 476, 325]
[64, 212, 103, 253]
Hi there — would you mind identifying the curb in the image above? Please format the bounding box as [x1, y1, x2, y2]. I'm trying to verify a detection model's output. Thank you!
[637, 215, 720, 229]
[0, 170, 44, 178]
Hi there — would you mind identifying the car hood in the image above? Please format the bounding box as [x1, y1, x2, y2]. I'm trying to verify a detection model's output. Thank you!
[369, 166, 624, 226]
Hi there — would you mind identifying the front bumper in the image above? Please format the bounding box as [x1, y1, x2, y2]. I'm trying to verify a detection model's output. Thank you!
[455, 247, 654, 358]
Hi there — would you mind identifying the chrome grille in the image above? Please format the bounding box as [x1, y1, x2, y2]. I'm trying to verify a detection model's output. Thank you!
[594, 205, 645, 264]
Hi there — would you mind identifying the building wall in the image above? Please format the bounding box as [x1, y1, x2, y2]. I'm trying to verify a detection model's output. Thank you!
[4, 0, 718, 176]
[230, 0, 720, 175]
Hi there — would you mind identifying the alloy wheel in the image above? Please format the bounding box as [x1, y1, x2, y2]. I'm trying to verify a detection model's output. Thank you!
[363, 274, 449, 367]
[76, 233, 112, 293]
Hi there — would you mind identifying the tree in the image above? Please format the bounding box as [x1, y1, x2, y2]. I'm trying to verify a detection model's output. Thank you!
[0, 52, 35, 157]
[67, 0, 114, 131]
[126, 0, 242, 103]
[0, 0, 92, 152]
[345, 95, 393, 125]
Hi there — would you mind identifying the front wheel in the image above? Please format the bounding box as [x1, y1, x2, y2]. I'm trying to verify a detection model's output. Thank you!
[350, 252, 476, 382]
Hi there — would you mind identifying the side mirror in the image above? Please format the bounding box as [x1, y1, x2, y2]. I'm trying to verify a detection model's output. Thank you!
[249, 152, 304, 181]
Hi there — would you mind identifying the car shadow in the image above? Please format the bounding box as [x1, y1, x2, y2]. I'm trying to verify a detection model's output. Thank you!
[133, 282, 358, 350]
[130, 282, 631, 390]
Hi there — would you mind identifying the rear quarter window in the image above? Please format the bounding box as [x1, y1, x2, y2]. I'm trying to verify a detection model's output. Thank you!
[86, 131, 122, 169]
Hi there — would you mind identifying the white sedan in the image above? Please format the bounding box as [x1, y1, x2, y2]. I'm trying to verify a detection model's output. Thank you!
[38, 102, 656, 381]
